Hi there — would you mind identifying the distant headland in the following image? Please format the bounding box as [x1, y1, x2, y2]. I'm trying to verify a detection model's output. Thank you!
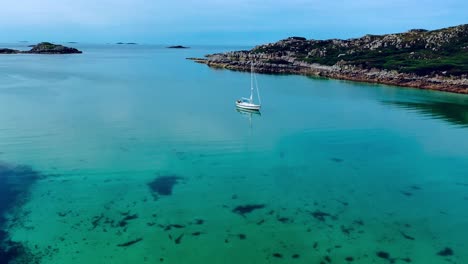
[189, 24, 468, 94]
[168, 45, 189, 49]
[0, 42, 82, 54]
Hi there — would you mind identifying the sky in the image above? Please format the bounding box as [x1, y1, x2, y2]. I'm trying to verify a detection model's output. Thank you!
[0, 0, 467, 45]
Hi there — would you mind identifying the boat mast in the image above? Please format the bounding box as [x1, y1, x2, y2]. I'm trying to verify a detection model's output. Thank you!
[254, 71, 261, 105]
[250, 62, 254, 103]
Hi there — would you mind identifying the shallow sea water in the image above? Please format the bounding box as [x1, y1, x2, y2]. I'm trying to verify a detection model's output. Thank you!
[0, 44, 468, 264]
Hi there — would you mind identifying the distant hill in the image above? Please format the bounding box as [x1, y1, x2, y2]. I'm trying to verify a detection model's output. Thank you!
[0, 42, 82, 54]
[252, 25, 468, 76]
[190, 24, 468, 94]
[168, 45, 189, 49]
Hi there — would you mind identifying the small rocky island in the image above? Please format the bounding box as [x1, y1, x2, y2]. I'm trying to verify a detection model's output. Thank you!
[168, 45, 189, 49]
[189, 24, 468, 94]
[0, 42, 82, 54]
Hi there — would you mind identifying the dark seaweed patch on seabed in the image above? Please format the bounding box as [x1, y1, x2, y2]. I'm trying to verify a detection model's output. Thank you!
[232, 204, 266, 216]
[0, 162, 42, 264]
[148, 175, 182, 196]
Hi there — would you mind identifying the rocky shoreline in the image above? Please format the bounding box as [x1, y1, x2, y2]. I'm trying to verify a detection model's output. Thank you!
[0, 42, 82, 54]
[188, 57, 468, 94]
[188, 24, 468, 94]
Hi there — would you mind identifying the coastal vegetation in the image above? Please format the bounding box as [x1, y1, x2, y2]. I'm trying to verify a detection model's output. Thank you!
[190, 24, 468, 94]
[251, 25, 468, 76]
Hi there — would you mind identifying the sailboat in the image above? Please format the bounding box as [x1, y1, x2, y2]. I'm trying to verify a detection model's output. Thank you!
[236, 62, 261, 111]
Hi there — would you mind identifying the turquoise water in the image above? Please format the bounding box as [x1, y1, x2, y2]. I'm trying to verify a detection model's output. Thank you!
[0, 44, 468, 264]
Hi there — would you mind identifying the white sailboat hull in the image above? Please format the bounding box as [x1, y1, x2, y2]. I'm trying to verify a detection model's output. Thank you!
[236, 101, 261, 111]
[236, 62, 262, 111]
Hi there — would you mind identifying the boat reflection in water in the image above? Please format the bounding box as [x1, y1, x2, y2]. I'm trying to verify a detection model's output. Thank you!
[236, 107, 261, 129]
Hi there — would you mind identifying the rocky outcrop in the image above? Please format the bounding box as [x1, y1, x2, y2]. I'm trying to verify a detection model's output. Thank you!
[0, 42, 82, 54]
[0, 48, 19, 54]
[168, 45, 189, 49]
[189, 24, 468, 94]
[26, 42, 82, 54]
[189, 57, 468, 94]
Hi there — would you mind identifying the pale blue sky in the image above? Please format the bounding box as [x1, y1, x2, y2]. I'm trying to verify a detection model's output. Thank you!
[0, 0, 467, 45]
